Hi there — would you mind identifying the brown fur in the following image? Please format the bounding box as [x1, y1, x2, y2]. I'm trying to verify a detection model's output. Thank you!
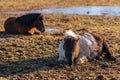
[72, 39, 80, 63]
[91, 33, 113, 59]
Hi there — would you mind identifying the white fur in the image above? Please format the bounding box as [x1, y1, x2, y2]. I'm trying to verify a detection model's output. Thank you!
[58, 38, 65, 61]
[58, 30, 98, 63]
[64, 30, 78, 39]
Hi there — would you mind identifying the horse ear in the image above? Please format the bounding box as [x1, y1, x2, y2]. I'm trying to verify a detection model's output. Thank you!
[39, 13, 43, 20]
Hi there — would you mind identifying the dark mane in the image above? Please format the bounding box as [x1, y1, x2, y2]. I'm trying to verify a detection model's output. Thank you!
[64, 36, 76, 49]
[15, 13, 42, 25]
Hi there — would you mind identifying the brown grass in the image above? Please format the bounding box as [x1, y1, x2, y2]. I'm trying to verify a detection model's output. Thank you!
[0, 0, 120, 80]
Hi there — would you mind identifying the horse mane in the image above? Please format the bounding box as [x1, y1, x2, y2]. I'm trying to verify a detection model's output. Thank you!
[15, 13, 42, 25]
[64, 30, 78, 39]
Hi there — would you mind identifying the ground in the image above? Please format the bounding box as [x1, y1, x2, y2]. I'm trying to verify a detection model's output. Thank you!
[0, 0, 120, 80]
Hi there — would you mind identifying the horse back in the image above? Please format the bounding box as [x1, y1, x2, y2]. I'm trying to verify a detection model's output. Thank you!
[4, 17, 22, 34]
[4, 17, 16, 33]
[4, 17, 16, 25]
[15, 13, 40, 26]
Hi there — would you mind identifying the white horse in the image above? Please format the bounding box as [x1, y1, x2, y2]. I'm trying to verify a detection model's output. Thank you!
[58, 30, 116, 66]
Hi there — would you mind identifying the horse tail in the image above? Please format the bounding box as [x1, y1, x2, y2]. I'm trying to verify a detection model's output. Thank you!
[102, 39, 117, 61]
[102, 40, 112, 58]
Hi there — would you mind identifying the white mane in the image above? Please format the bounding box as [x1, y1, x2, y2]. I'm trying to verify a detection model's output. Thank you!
[64, 30, 78, 39]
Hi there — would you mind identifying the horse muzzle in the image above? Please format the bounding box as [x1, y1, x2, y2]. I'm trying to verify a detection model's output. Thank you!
[41, 27, 45, 32]
[67, 59, 73, 66]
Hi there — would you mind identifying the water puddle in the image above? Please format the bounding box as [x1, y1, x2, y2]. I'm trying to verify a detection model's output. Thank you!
[45, 27, 62, 33]
[1, 6, 120, 16]
[45, 27, 57, 32]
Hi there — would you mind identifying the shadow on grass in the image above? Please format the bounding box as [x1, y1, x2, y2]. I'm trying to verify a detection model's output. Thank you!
[0, 31, 35, 38]
[0, 56, 119, 77]
[0, 56, 65, 77]
[0, 31, 18, 38]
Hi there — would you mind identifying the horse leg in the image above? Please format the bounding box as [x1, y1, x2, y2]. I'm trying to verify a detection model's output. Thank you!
[91, 33, 105, 60]
[74, 51, 89, 64]
[28, 27, 36, 35]
[74, 55, 88, 64]
[28, 27, 41, 35]
[35, 28, 41, 34]
[102, 41, 117, 61]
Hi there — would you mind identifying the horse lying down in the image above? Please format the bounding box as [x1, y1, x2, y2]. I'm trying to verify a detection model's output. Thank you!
[4, 13, 45, 35]
[58, 30, 117, 66]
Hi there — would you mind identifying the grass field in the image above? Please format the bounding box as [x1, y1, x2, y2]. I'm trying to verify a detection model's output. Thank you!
[0, 0, 120, 80]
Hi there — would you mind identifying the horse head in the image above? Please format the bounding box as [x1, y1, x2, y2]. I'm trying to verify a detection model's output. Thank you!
[63, 30, 80, 66]
[34, 13, 45, 32]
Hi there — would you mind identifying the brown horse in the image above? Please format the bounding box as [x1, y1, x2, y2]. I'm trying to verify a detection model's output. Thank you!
[58, 30, 116, 66]
[4, 13, 45, 35]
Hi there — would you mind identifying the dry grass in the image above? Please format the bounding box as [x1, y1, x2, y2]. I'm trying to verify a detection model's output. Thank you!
[0, 0, 120, 80]
[0, 13, 120, 80]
